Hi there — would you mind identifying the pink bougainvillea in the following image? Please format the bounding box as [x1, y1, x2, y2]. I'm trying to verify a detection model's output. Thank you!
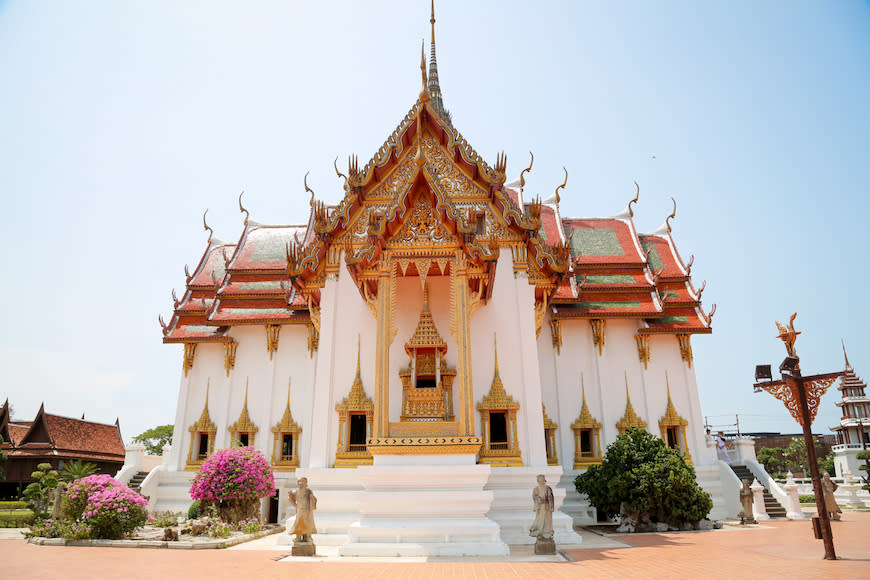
[190, 446, 276, 501]
[62, 474, 148, 539]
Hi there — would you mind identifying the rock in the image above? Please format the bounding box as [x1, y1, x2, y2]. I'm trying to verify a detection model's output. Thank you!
[190, 522, 207, 536]
[655, 522, 668, 532]
[697, 519, 714, 531]
[180, 528, 191, 535]
[680, 522, 694, 531]
[162, 527, 178, 541]
[713, 520, 724, 529]
[616, 522, 635, 533]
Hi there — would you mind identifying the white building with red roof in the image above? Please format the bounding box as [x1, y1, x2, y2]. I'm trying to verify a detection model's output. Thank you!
[144, 6, 734, 555]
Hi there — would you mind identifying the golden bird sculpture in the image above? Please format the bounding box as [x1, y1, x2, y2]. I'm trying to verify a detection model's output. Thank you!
[775, 312, 801, 357]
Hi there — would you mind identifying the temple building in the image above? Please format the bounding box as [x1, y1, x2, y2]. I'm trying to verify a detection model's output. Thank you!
[831, 346, 870, 478]
[148, 6, 726, 555]
[0, 400, 125, 498]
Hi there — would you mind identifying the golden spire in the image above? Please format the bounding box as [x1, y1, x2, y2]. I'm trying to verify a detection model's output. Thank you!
[356, 334, 362, 378]
[427, 0, 445, 115]
[420, 40, 429, 101]
[405, 284, 446, 353]
[286, 377, 291, 408]
[493, 333, 500, 377]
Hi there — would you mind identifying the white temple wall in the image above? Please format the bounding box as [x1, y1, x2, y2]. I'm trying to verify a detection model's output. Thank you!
[469, 253, 546, 465]
[643, 335, 693, 454]
[173, 342, 226, 471]
[269, 324, 316, 467]
[547, 318, 600, 471]
[596, 319, 647, 445]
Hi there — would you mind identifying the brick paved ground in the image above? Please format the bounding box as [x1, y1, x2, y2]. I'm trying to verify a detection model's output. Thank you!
[3, 512, 869, 579]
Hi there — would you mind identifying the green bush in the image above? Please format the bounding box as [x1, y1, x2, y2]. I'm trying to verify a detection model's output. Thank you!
[25, 518, 92, 539]
[799, 494, 816, 504]
[22, 463, 60, 517]
[575, 428, 713, 526]
[0, 501, 28, 509]
[0, 510, 35, 527]
[188, 499, 201, 520]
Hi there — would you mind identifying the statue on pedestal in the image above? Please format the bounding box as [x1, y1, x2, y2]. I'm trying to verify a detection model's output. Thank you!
[530, 474, 556, 554]
[821, 473, 841, 521]
[289, 477, 317, 556]
[738, 479, 756, 524]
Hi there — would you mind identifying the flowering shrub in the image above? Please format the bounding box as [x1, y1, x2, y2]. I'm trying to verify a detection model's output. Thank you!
[234, 517, 266, 534]
[204, 519, 233, 538]
[82, 486, 148, 539]
[148, 510, 179, 527]
[190, 447, 275, 501]
[190, 447, 275, 523]
[64, 474, 122, 521]
[26, 518, 92, 540]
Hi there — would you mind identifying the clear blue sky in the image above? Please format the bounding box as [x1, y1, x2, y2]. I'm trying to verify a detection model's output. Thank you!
[1, 1, 868, 443]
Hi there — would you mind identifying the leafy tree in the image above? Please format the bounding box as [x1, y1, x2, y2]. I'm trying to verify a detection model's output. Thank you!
[22, 463, 60, 517]
[574, 428, 712, 527]
[818, 450, 835, 478]
[60, 459, 98, 482]
[132, 425, 174, 456]
[757, 447, 787, 476]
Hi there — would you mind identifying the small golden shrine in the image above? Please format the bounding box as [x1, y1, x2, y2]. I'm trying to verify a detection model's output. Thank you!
[658, 379, 691, 463]
[476, 337, 522, 466]
[399, 285, 456, 422]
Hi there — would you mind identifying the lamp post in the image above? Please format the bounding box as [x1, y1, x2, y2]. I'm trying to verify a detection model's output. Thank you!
[753, 313, 842, 561]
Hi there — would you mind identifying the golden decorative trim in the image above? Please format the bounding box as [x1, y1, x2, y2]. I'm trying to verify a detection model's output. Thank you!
[616, 374, 648, 434]
[228, 380, 258, 446]
[635, 334, 650, 369]
[677, 333, 693, 368]
[590, 319, 605, 356]
[388, 421, 459, 437]
[272, 379, 301, 471]
[658, 376, 692, 463]
[307, 323, 319, 358]
[336, 336, 374, 467]
[542, 403, 559, 466]
[534, 294, 547, 339]
[183, 343, 197, 377]
[266, 324, 280, 360]
[224, 341, 238, 377]
[550, 319, 562, 355]
[186, 381, 216, 471]
[571, 375, 602, 468]
[367, 436, 482, 455]
[477, 335, 522, 466]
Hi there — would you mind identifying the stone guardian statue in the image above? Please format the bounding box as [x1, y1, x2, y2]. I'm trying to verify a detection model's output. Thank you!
[738, 479, 756, 524]
[530, 474, 556, 554]
[288, 477, 317, 556]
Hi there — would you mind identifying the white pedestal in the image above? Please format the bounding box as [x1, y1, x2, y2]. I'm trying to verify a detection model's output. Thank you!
[337, 460, 509, 557]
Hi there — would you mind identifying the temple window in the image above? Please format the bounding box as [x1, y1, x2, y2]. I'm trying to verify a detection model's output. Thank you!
[476, 337, 523, 466]
[571, 377, 602, 468]
[616, 374, 648, 436]
[658, 378, 692, 463]
[542, 404, 559, 466]
[271, 380, 301, 471]
[228, 382, 258, 448]
[399, 285, 456, 422]
[335, 338, 374, 467]
[186, 383, 216, 471]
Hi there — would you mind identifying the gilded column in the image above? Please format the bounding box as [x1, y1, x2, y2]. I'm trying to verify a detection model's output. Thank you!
[373, 260, 392, 437]
[452, 255, 475, 436]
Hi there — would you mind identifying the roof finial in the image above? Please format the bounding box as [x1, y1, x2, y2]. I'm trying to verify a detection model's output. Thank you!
[419, 40, 429, 101]
[520, 151, 534, 188]
[304, 172, 315, 206]
[842, 339, 851, 369]
[628, 182, 640, 217]
[427, 0, 445, 114]
[203, 209, 214, 243]
[665, 197, 676, 232]
[554, 167, 568, 204]
[238, 191, 249, 225]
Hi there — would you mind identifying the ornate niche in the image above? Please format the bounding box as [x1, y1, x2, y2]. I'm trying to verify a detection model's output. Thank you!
[186, 382, 216, 471]
[228, 382, 258, 447]
[542, 404, 559, 466]
[571, 378, 602, 468]
[658, 379, 692, 463]
[616, 374, 648, 435]
[272, 380, 302, 471]
[477, 337, 523, 466]
[335, 341, 374, 468]
[399, 285, 456, 422]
